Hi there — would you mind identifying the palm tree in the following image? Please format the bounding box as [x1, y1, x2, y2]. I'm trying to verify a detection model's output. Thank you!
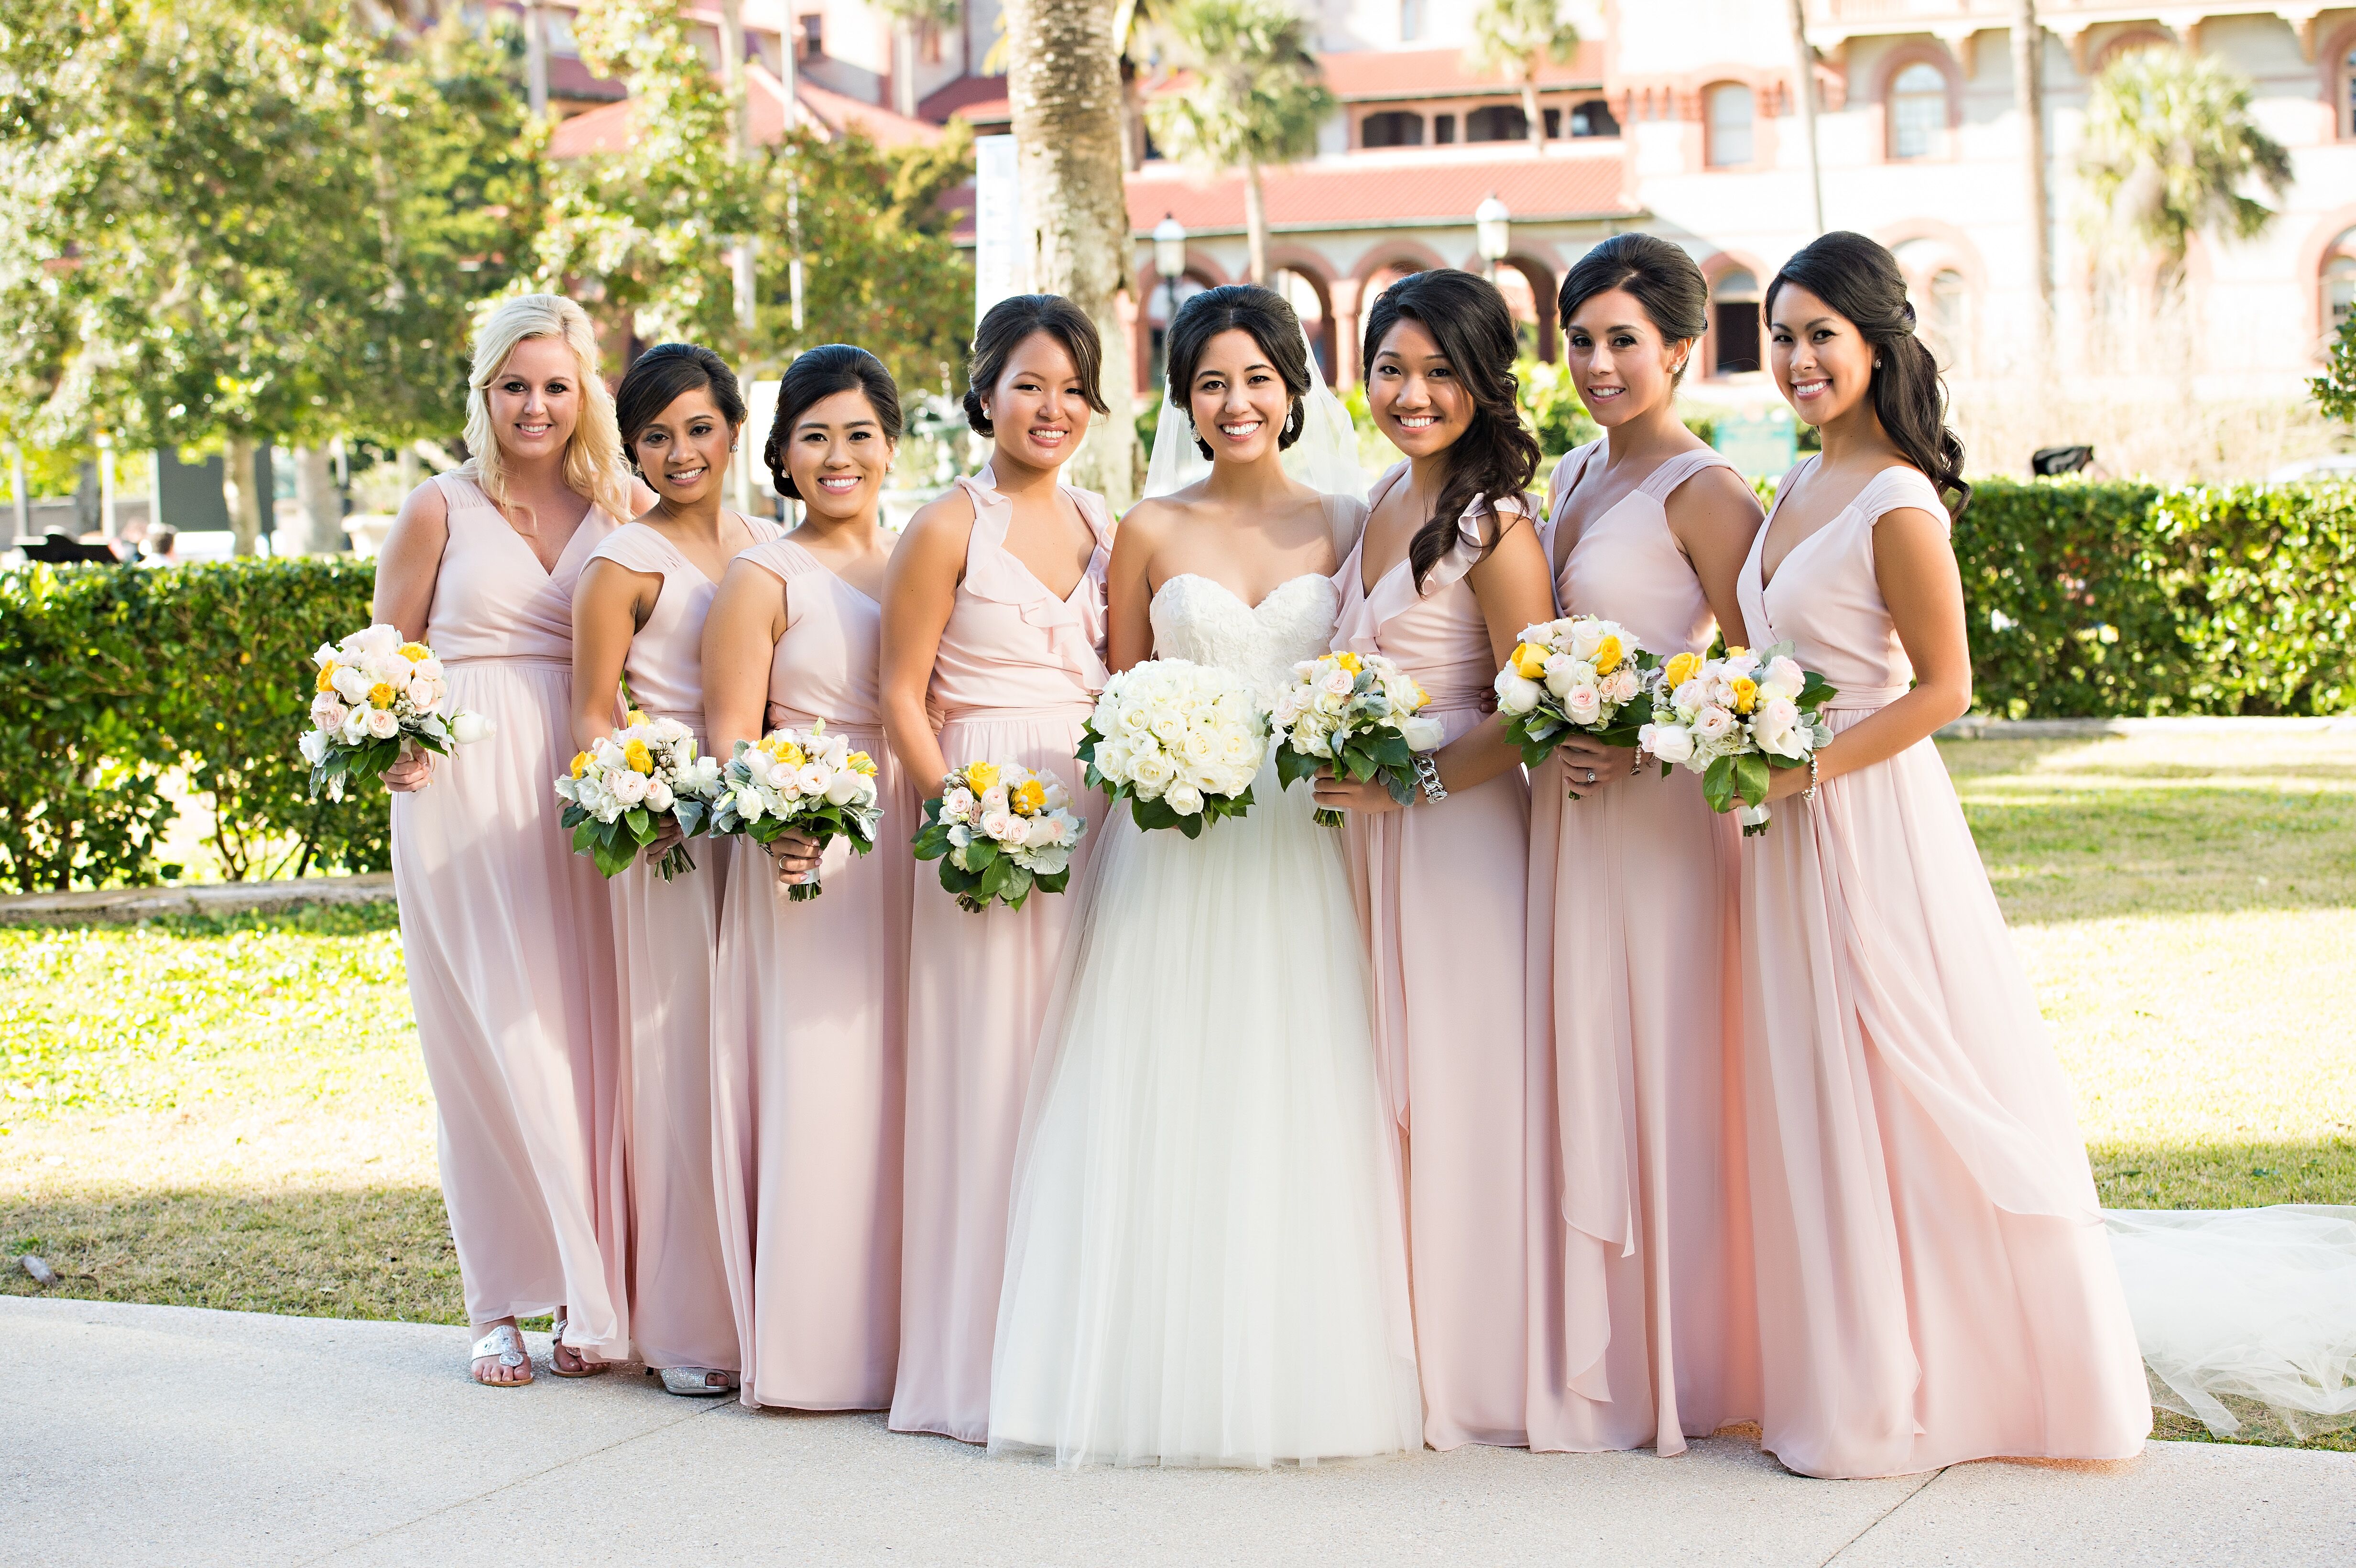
[1463, 0, 1579, 152]
[2078, 45, 2291, 281]
[877, 0, 963, 119]
[1143, 0, 1333, 285]
[1005, 0, 1138, 507]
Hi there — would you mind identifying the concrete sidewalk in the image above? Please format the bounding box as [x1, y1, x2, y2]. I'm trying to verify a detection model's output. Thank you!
[3, 1299, 2349, 1568]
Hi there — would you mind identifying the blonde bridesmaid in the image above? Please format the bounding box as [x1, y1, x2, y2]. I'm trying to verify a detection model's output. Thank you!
[374, 294, 643, 1387]
[1523, 236, 1766, 1453]
[572, 343, 780, 1396]
[880, 295, 1115, 1442]
[703, 346, 911, 1411]
[1738, 232, 2147, 1477]
[1315, 270, 1556, 1449]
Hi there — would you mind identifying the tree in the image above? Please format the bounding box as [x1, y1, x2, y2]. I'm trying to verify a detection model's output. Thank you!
[1464, 0, 1579, 152]
[1006, 0, 1138, 508]
[1781, 0, 1822, 231]
[1144, 0, 1333, 286]
[2313, 313, 2356, 424]
[2078, 45, 2291, 281]
[2012, 0, 2051, 337]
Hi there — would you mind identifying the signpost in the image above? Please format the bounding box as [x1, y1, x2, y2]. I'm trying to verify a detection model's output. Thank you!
[1711, 405, 1799, 479]
[973, 134, 1024, 329]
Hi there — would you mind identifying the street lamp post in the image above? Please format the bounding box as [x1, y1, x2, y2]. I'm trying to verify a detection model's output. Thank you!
[1475, 194, 1511, 288]
[1153, 213, 1186, 386]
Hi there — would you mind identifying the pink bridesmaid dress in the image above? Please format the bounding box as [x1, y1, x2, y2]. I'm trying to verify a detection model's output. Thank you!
[391, 473, 628, 1361]
[1524, 441, 1762, 1454]
[710, 537, 914, 1410]
[1332, 459, 1532, 1450]
[1735, 458, 2148, 1478]
[588, 513, 780, 1377]
[890, 465, 1113, 1443]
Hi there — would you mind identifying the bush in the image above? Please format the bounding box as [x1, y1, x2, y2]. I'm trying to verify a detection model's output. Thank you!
[0, 558, 382, 892]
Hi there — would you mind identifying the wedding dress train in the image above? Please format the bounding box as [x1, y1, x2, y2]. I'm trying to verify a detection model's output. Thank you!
[987, 571, 1424, 1468]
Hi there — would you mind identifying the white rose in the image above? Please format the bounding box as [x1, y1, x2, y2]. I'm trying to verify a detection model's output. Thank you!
[1319, 666, 1355, 697]
[450, 710, 491, 746]
[1752, 696, 1805, 759]
[299, 730, 329, 765]
[313, 642, 341, 670]
[1165, 781, 1204, 817]
[365, 708, 401, 740]
[943, 786, 974, 818]
[1291, 722, 1331, 758]
[1271, 691, 1301, 726]
[310, 694, 346, 730]
[797, 763, 831, 797]
[1759, 655, 1806, 702]
[1179, 728, 1215, 762]
[609, 769, 649, 806]
[1568, 621, 1604, 661]
[732, 787, 766, 822]
[1401, 715, 1447, 752]
[353, 623, 401, 656]
[946, 822, 972, 849]
[1639, 722, 1695, 765]
[980, 784, 1009, 814]
[1693, 706, 1737, 744]
[331, 665, 371, 704]
[1041, 780, 1072, 811]
[824, 771, 864, 805]
[1494, 668, 1543, 716]
[1600, 668, 1641, 706]
[980, 808, 1021, 844]
[1561, 682, 1603, 727]
[1132, 751, 1177, 789]
[1025, 813, 1066, 847]
[645, 778, 676, 814]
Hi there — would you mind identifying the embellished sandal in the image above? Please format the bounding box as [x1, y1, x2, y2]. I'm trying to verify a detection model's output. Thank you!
[656, 1366, 738, 1397]
[547, 1315, 606, 1379]
[469, 1323, 533, 1387]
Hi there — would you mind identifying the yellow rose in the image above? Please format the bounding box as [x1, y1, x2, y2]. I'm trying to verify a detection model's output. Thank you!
[1412, 681, 1429, 709]
[625, 709, 648, 728]
[1730, 676, 1759, 715]
[1662, 651, 1702, 690]
[775, 741, 806, 769]
[315, 662, 337, 695]
[1012, 778, 1046, 817]
[623, 738, 654, 775]
[1593, 634, 1623, 675]
[964, 761, 1000, 793]
[847, 751, 877, 775]
[367, 681, 396, 708]
[1332, 651, 1362, 674]
[399, 642, 430, 663]
[1510, 641, 1549, 679]
[569, 751, 591, 779]
[1723, 644, 1747, 659]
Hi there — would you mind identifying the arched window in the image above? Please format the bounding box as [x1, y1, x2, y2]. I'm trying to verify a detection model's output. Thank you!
[1888, 62, 1948, 160]
[1146, 273, 1209, 390]
[1466, 104, 1528, 142]
[1570, 98, 1619, 138]
[1361, 111, 1424, 148]
[2343, 47, 2356, 138]
[1711, 269, 1761, 374]
[1706, 83, 1754, 168]
[1927, 268, 1970, 371]
[1270, 267, 1333, 380]
[2323, 230, 2356, 347]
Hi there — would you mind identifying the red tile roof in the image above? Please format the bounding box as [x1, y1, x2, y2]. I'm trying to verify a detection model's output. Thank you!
[1315, 44, 1607, 100]
[546, 64, 939, 160]
[1124, 152, 1635, 235]
[917, 74, 1013, 126]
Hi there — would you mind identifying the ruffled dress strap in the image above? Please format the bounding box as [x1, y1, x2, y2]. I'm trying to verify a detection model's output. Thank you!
[952, 465, 1110, 691]
[1336, 462, 1518, 654]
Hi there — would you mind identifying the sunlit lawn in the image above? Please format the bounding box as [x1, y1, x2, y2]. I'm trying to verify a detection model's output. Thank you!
[2, 730, 2353, 1449]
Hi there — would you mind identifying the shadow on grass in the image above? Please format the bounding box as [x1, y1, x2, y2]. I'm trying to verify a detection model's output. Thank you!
[1, 1182, 463, 1324]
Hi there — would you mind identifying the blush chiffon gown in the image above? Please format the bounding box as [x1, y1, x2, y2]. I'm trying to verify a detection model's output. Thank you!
[1332, 461, 1534, 1451]
[390, 471, 629, 1361]
[1734, 458, 2149, 1478]
[709, 537, 914, 1411]
[890, 467, 1113, 1443]
[586, 513, 779, 1377]
[1525, 441, 1764, 1454]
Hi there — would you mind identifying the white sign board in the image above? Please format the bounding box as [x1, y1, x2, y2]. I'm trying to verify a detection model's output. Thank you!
[973, 134, 1025, 328]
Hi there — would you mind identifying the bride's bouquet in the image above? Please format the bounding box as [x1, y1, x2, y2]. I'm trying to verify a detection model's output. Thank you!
[1638, 644, 1837, 836]
[1492, 616, 1658, 795]
[1078, 659, 1264, 838]
[300, 624, 491, 800]
[705, 721, 883, 901]
[554, 712, 720, 879]
[1270, 651, 1444, 827]
[913, 760, 1086, 913]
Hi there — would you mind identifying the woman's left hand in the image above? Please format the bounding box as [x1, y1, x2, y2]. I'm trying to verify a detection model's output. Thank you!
[1310, 770, 1408, 817]
[764, 828, 821, 881]
[1764, 756, 1819, 802]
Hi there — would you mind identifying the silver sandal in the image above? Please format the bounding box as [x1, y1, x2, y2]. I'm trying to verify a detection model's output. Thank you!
[469, 1324, 532, 1387]
[547, 1315, 606, 1378]
[657, 1366, 737, 1397]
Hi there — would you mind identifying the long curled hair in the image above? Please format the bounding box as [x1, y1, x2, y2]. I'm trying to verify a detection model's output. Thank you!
[1765, 231, 1971, 517]
[1361, 269, 1541, 591]
[461, 294, 637, 527]
[1165, 284, 1311, 457]
[762, 344, 903, 500]
[1559, 233, 1709, 385]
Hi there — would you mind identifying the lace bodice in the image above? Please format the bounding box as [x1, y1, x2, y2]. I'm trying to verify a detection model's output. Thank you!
[1150, 573, 1341, 698]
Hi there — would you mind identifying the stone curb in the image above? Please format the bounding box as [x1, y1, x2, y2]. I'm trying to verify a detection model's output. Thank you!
[0, 871, 395, 927]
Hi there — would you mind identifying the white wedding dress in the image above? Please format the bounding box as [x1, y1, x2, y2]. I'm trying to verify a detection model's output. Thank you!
[986, 568, 1425, 1468]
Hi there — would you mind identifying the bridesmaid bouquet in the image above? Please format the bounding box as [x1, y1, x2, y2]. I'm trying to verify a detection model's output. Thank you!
[1270, 651, 1445, 827]
[705, 721, 883, 902]
[1492, 616, 1660, 795]
[1638, 643, 1837, 835]
[300, 624, 492, 801]
[553, 712, 721, 879]
[912, 760, 1087, 913]
[1078, 659, 1264, 838]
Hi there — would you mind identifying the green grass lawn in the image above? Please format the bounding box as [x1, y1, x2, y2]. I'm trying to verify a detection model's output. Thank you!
[2, 731, 2352, 1449]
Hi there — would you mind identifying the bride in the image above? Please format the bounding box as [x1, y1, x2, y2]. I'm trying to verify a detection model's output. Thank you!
[986, 285, 1425, 1467]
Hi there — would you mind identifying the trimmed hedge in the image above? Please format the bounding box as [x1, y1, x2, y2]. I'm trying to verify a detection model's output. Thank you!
[0, 558, 382, 892]
[2, 481, 2352, 890]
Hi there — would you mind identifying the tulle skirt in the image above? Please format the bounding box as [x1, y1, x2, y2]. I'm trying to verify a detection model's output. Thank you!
[988, 758, 1423, 1468]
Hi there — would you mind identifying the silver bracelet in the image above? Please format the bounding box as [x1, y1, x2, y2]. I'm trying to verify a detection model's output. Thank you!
[1411, 752, 1448, 805]
[1800, 752, 1820, 803]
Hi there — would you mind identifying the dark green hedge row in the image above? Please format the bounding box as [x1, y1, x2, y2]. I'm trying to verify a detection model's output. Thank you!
[0, 558, 382, 892]
[1956, 479, 2356, 719]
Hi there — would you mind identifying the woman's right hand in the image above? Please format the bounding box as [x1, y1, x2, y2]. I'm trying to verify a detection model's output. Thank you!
[382, 750, 436, 793]
[1552, 734, 1633, 795]
[765, 828, 821, 882]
